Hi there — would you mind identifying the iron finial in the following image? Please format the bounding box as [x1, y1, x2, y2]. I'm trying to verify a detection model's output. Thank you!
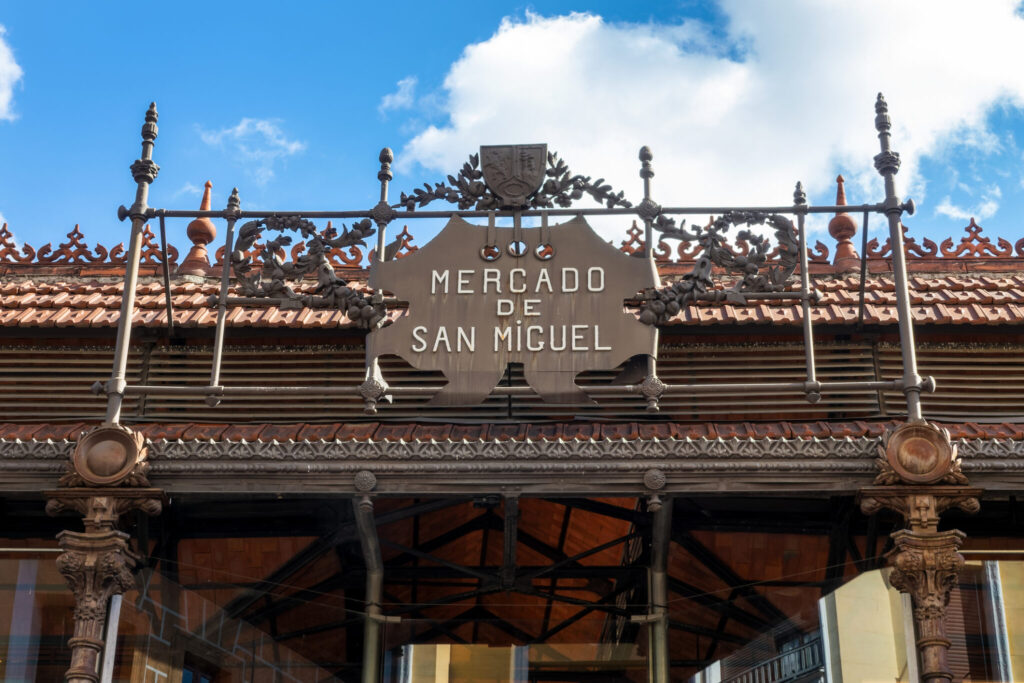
[829, 174, 859, 272]
[130, 102, 160, 184]
[178, 181, 216, 277]
[639, 146, 654, 180]
[875, 93, 891, 134]
[793, 181, 807, 206]
[873, 94, 901, 177]
[142, 102, 159, 142]
[378, 147, 394, 183]
[226, 187, 240, 213]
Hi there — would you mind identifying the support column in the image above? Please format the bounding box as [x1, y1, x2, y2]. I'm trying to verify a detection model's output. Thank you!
[648, 494, 672, 683]
[889, 527, 966, 681]
[55, 529, 136, 683]
[354, 471, 384, 683]
[46, 424, 163, 683]
[860, 423, 980, 683]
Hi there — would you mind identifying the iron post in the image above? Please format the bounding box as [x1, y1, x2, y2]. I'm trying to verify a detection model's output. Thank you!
[649, 495, 672, 683]
[355, 495, 384, 683]
[207, 189, 241, 407]
[875, 93, 924, 421]
[106, 103, 160, 424]
[794, 183, 820, 403]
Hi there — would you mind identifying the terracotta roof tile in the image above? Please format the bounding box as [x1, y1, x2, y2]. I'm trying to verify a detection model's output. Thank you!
[297, 423, 342, 441]
[221, 424, 267, 441]
[637, 423, 674, 440]
[0, 423, 46, 440]
[673, 423, 718, 439]
[449, 425, 487, 441]
[139, 423, 194, 441]
[411, 424, 452, 441]
[180, 424, 229, 440]
[336, 423, 379, 441]
[489, 423, 528, 441]
[4, 271, 1024, 329]
[31, 422, 90, 441]
[714, 423, 751, 439]
[374, 424, 415, 442]
[788, 422, 833, 439]
[601, 423, 639, 440]
[257, 424, 305, 442]
[525, 424, 564, 441]
[563, 424, 601, 440]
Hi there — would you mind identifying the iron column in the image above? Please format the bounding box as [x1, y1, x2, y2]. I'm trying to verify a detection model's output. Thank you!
[106, 104, 159, 424]
[874, 93, 923, 421]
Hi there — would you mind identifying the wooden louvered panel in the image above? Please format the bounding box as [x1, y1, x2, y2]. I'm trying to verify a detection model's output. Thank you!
[0, 347, 144, 420]
[879, 345, 1024, 420]
[11, 341, 1024, 424]
[133, 343, 884, 423]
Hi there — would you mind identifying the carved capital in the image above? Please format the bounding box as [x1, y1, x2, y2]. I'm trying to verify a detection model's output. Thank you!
[859, 486, 980, 532]
[56, 529, 138, 683]
[887, 529, 966, 683]
[46, 488, 164, 532]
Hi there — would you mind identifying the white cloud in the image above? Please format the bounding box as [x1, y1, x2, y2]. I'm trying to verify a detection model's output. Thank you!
[936, 184, 1002, 221]
[379, 76, 418, 115]
[173, 182, 203, 199]
[199, 118, 306, 185]
[0, 25, 24, 122]
[401, 4, 1024, 238]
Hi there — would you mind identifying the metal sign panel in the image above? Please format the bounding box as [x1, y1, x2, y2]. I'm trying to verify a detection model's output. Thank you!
[368, 216, 659, 405]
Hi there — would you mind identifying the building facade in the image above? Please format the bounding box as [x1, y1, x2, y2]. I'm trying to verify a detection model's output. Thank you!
[1, 96, 1023, 682]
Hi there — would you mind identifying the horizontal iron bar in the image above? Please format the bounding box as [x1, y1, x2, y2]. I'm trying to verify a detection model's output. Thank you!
[219, 293, 812, 309]
[117, 379, 903, 398]
[146, 203, 884, 221]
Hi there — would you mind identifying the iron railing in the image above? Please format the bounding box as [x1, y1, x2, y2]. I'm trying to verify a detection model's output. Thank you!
[721, 638, 824, 683]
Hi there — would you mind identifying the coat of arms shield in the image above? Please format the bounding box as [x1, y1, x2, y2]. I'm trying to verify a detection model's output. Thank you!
[480, 144, 547, 207]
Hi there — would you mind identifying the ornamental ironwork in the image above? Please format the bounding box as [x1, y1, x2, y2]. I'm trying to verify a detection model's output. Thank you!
[394, 148, 632, 211]
[638, 210, 801, 325]
[230, 214, 385, 328]
[93, 93, 932, 418]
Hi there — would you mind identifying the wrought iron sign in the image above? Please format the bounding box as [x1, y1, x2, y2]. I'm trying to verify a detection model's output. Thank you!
[93, 94, 932, 423]
[368, 213, 658, 405]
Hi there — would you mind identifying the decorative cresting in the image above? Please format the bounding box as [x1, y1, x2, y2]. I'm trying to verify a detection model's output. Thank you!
[637, 206, 802, 324]
[45, 423, 163, 683]
[393, 145, 632, 210]
[0, 222, 178, 266]
[860, 422, 981, 683]
[230, 213, 385, 327]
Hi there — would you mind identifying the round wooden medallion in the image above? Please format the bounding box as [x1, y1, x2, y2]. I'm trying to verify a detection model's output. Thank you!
[885, 423, 952, 484]
[72, 426, 142, 485]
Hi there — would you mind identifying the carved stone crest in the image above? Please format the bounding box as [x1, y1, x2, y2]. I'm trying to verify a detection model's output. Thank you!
[480, 144, 547, 207]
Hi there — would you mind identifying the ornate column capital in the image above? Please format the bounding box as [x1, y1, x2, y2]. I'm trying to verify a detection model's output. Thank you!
[55, 529, 138, 683]
[45, 424, 164, 683]
[858, 422, 981, 683]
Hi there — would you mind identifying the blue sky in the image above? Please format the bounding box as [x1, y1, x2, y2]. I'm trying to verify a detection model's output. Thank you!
[1, 1, 1024, 253]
